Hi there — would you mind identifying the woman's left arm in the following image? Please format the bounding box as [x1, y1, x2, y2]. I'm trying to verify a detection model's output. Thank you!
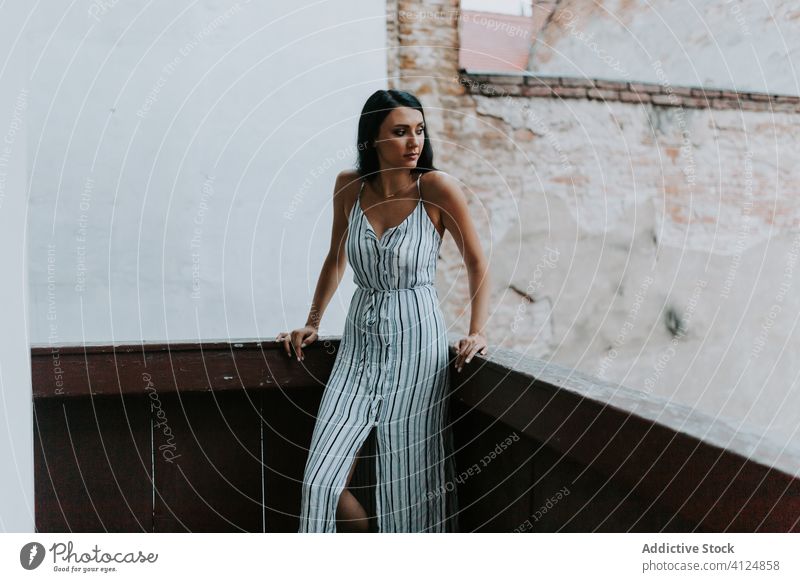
[428, 171, 490, 372]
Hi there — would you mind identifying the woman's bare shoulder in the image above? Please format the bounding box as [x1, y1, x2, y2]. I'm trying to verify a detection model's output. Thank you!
[334, 169, 362, 218]
[420, 170, 463, 201]
[336, 169, 362, 189]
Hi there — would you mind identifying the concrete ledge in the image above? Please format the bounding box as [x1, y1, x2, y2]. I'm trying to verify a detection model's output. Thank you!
[456, 70, 800, 113]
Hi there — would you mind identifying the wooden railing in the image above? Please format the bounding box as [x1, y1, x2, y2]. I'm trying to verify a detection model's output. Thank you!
[31, 339, 800, 532]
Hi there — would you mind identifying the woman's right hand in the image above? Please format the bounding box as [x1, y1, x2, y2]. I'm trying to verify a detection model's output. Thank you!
[276, 326, 318, 362]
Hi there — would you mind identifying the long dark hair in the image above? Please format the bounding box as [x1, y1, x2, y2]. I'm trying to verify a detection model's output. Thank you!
[356, 89, 437, 181]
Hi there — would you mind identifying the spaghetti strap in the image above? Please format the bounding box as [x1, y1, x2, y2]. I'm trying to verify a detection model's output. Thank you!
[349, 180, 366, 224]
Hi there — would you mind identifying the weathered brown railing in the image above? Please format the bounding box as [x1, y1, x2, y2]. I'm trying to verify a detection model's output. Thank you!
[451, 348, 800, 532]
[31, 339, 800, 532]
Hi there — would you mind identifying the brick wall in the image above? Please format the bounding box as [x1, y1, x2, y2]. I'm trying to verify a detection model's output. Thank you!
[459, 73, 800, 113]
[387, 0, 800, 448]
[530, 0, 800, 95]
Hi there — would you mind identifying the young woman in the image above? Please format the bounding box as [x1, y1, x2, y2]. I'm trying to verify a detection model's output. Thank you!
[279, 89, 490, 532]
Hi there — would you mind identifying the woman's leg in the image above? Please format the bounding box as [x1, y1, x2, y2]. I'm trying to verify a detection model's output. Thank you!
[335, 439, 370, 532]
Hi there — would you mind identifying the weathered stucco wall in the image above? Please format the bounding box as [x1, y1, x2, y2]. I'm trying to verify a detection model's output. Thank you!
[474, 95, 800, 447]
[389, 0, 800, 448]
[530, 0, 800, 95]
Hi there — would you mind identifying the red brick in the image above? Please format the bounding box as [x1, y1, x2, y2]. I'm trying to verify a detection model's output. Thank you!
[629, 82, 661, 93]
[561, 77, 596, 88]
[712, 98, 740, 109]
[595, 80, 625, 89]
[770, 102, 800, 113]
[522, 85, 554, 97]
[551, 86, 587, 98]
[681, 97, 708, 108]
[619, 91, 649, 103]
[671, 86, 694, 97]
[478, 84, 507, 97]
[768, 102, 788, 111]
[489, 75, 526, 86]
[513, 128, 536, 142]
[701, 89, 723, 97]
[525, 75, 558, 88]
[494, 84, 523, 96]
[651, 94, 678, 106]
[690, 88, 714, 98]
[739, 100, 764, 111]
[587, 88, 619, 100]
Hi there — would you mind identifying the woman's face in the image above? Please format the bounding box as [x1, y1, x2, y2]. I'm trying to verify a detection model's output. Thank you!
[373, 106, 425, 171]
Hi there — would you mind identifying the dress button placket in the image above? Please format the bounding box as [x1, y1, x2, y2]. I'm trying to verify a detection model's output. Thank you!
[368, 250, 391, 429]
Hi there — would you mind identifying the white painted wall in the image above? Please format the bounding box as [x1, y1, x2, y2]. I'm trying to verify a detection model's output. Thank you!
[1, 0, 34, 533]
[27, 0, 388, 344]
[530, 0, 800, 95]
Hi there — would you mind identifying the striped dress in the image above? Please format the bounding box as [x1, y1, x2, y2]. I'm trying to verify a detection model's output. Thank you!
[297, 171, 459, 532]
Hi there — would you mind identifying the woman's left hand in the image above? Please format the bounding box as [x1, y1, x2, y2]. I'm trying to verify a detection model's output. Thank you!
[455, 333, 488, 372]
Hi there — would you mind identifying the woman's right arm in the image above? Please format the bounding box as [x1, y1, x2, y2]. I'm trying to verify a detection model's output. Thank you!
[281, 170, 354, 361]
